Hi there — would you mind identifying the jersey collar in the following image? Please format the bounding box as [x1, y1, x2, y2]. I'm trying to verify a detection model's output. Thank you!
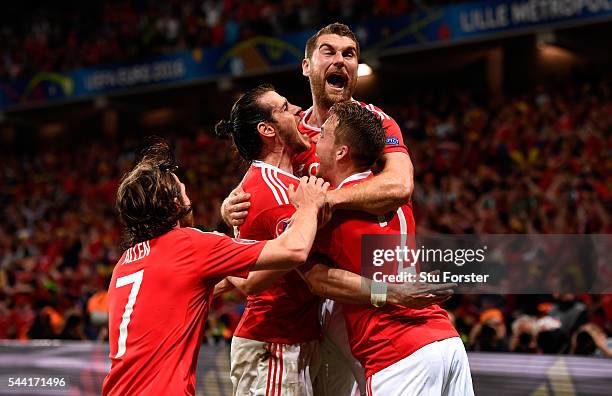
[300, 107, 321, 132]
[301, 98, 358, 132]
[252, 160, 299, 180]
[336, 170, 372, 189]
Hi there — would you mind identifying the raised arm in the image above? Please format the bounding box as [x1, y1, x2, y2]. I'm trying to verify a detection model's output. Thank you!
[326, 151, 414, 216]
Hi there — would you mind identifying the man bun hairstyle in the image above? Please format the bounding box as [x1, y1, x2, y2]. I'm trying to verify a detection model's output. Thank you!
[305, 22, 360, 59]
[215, 84, 276, 162]
[330, 101, 386, 169]
[116, 138, 191, 249]
[214, 119, 232, 139]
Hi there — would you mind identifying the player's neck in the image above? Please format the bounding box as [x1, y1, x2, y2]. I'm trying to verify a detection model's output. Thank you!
[259, 146, 293, 174]
[308, 100, 331, 128]
[330, 164, 362, 188]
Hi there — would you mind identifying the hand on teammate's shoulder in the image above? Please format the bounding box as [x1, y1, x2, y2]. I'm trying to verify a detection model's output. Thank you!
[289, 176, 330, 211]
[222, 185, 251, 227]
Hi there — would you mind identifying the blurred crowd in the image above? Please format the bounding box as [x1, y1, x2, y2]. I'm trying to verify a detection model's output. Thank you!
[1, 78, 611, 357]
[0, 0, 453, 81]
[394, 78, 612, 355]
[0, 133, 241, 340]
[404, 81, 611, 235]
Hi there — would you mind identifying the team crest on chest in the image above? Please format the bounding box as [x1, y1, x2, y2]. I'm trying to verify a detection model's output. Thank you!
[275, 219, 290, 237]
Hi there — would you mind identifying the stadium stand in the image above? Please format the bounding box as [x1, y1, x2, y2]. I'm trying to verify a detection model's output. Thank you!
[0, 0, 478, 80]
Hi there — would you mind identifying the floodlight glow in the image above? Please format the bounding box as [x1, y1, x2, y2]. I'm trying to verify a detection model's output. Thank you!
[358, 63, 373, 77]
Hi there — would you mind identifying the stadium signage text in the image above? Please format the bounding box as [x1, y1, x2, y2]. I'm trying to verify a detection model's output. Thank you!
[3, 1, 612, 109]
[85, 60, 187, 91]
[459, 0, 612, 33]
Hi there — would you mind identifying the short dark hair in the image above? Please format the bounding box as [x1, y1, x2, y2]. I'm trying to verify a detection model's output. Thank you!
[305, 23, 360, 59]
[116, 139, 191, 249]
[330, 102, 385, 169]
[215, 84, 275, 162]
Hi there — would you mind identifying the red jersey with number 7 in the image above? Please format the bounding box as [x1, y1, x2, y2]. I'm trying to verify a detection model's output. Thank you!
[102, 227, 266, 396]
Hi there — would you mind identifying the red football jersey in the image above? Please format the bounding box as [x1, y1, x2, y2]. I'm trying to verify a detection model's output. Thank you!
[293, 102, 409, 176]
[233, 161, 320, 344]
[315, 172, 458, 377]
[103, 228, 265, 396]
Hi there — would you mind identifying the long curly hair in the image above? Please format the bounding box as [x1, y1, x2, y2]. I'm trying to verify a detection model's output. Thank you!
[116, 138, 191, 249]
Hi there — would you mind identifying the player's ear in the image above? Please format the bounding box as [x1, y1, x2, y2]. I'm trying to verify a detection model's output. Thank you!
[302, 58, 310, 77]
[336, 145, 349, 161]
[257, 121, 275, 138]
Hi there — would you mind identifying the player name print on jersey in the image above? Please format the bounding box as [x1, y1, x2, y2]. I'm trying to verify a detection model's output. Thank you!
[121, 241, 151, 265]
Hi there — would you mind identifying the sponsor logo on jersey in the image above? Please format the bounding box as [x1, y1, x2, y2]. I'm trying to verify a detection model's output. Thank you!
[386, 137, 399, 145]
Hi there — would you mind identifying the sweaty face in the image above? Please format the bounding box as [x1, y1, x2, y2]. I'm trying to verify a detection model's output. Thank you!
[288, 101, 303, 127]
[306, 34, 358, 109]
[315, 115, 339, 182]
[259, 90, 305, 149]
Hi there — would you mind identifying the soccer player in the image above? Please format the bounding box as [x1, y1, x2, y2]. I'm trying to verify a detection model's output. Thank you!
[215, 85, 454, 396]
[215, 84, 322, 396]
[305, 102, 474, 396]
[102, 140, 329, 396]
[222, 22, 413, 225]
[221, 23, 419, 396]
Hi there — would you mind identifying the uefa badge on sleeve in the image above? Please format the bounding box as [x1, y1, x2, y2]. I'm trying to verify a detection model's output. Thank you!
[386, 137, 399, 145]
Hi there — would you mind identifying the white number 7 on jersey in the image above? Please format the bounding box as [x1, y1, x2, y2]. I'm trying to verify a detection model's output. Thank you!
[115, 269, 144, 358]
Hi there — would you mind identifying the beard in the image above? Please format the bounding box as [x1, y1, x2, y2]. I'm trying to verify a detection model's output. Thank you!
[309, 69, 355, 109]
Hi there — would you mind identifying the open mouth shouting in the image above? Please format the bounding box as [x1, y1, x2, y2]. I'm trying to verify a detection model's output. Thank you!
[325, 71, 348, 92]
